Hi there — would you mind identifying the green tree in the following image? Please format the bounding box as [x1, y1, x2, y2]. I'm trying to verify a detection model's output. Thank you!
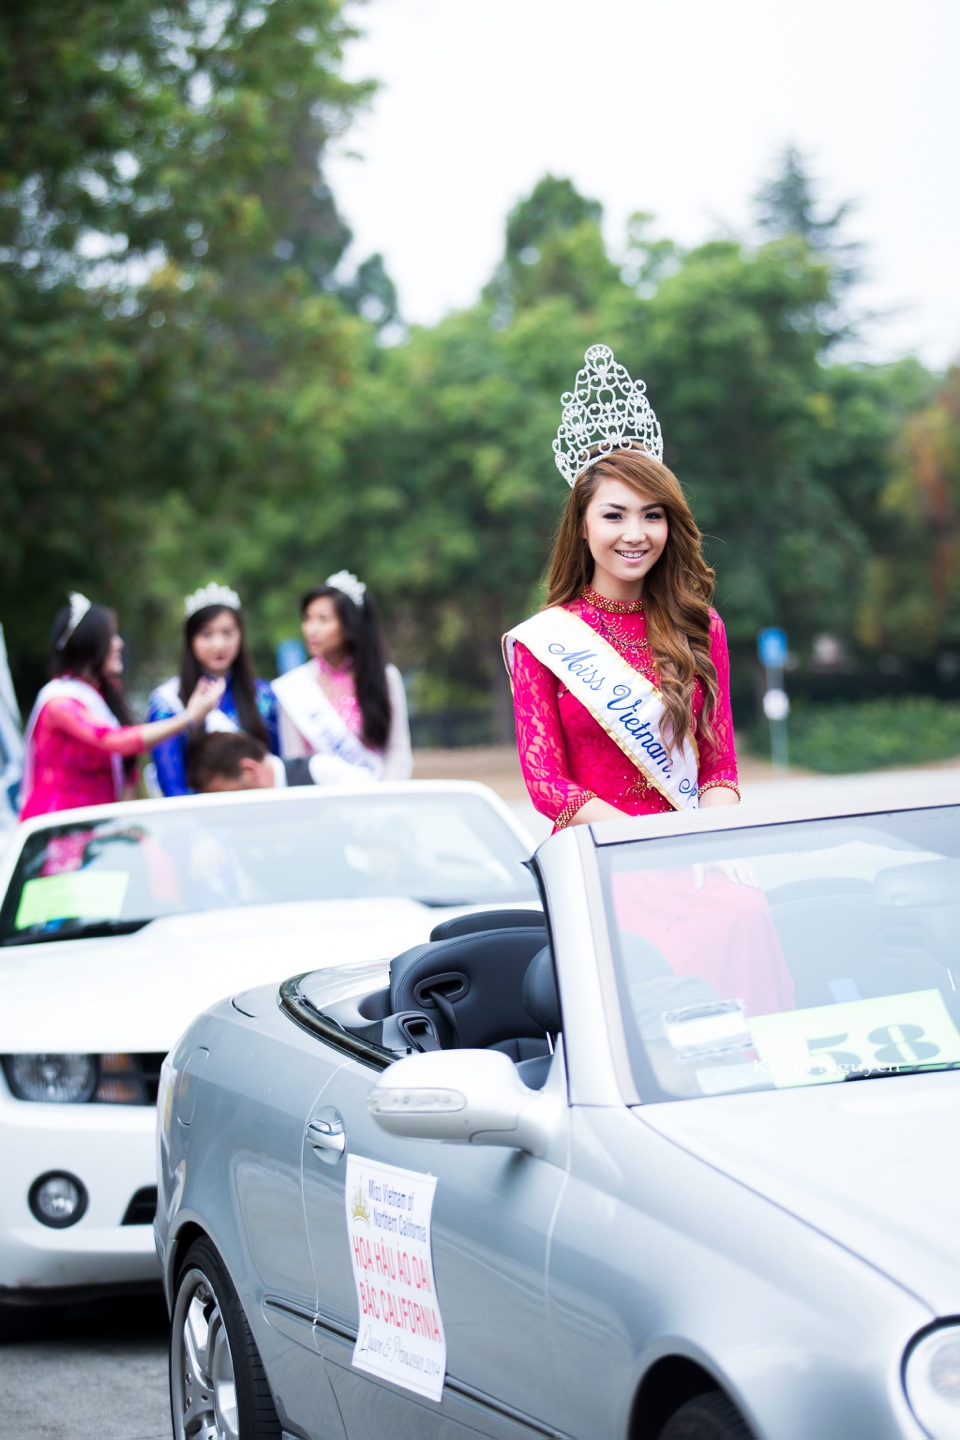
[867, 366, 960, 652]
[0, 0, 377, 698]
[485, 174, 621, 321]
[754, 145, 864, 343]
[333, 304, 591, 736]
[332, 172, 932, 733]
[638, 235, 856, 647]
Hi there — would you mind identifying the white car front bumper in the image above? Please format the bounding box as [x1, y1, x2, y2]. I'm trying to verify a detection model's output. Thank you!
[0, 1089, 159, 1297]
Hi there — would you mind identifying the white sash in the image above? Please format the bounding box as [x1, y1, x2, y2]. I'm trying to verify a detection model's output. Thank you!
[151, 675, 240, 734]
[504, 608, 699, 811]
[272, 663, 383, 779]
[22, 677, 124, 803]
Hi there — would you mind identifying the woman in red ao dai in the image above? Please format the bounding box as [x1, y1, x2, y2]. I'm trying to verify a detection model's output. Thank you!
[509, 446, 740, 831]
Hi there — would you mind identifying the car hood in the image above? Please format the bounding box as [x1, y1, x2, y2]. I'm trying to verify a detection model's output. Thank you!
[639, 1073, 960, 1314]
[0, 897, 480, 1053]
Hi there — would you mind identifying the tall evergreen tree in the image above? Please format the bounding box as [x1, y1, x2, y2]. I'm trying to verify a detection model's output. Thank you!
[754, 145, 863, 342]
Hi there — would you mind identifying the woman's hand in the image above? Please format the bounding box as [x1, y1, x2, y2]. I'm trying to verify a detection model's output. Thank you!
[185, 676, 227, 725]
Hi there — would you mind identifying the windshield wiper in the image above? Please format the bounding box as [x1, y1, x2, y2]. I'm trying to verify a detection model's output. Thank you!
[1, 918, 153, 947]
[844, 1061, 960, 1082]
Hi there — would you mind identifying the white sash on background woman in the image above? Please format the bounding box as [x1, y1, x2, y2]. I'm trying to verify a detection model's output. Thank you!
[272, 664, 382, 781]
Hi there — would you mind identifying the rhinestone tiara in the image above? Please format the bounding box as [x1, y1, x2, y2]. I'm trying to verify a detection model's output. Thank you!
[56, 592, 92, 649]
[325, 570, 366, 609]
[184, 582, 242, 619]
[553, 343, 663, 486]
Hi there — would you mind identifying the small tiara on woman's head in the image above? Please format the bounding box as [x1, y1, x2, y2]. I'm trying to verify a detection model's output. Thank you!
[553, 343, 663, 486]
[56, 592, 92, 649]
[184, 582, 242, 619]
[325, 570, 367, 608]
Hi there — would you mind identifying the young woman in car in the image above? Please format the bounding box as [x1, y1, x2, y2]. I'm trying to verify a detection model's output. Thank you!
[146, 582, 279, 796]
[273, 570, 412, 782]
[20, 595, 224, 820]
[503, 348, 792, 1013]
[504, 344, 740, 831]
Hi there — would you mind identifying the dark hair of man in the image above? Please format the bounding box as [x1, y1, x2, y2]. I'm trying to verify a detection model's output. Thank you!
[187, 730, 268, 791]
[49, 602, 134, 729]
[177, 604, 268, 744]
[301, 585, 392, 749]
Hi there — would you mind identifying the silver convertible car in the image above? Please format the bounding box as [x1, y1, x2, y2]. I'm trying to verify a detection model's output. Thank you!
[156, 783, 960, 1440]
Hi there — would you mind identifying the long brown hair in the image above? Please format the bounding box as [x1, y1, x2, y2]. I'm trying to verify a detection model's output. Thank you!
[545, 449, 719, 749]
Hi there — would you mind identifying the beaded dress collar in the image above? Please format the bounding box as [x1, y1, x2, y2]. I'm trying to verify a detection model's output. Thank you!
[316, 652, 354, 678]
[580, 587, 644, 615]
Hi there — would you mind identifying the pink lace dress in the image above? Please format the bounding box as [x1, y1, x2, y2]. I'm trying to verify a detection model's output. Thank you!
[510, 589, 740, 829]
[315, 654, 365, 737]
[20, 687, 145, 821]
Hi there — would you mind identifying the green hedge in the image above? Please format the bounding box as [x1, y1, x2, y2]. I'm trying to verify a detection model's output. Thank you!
[751, 697, 960, 774]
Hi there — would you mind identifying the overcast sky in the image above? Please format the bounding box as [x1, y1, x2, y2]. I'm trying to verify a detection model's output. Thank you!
[325, 0, 959, 370]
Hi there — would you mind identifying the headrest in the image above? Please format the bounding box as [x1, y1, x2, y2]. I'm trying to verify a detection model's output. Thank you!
[523, 945, 561, 1034]
[391, 924, 550, 1049]
[875, 859, 960, 908]
[620, 934, 673, 982]
[430, 908, 544, 942]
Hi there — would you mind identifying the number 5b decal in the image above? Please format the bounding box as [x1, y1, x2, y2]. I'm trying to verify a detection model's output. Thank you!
[748, 989, 960, 1088]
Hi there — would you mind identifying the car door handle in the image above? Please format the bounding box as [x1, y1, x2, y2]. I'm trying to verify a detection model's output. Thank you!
[306, 1112, 345, 1157]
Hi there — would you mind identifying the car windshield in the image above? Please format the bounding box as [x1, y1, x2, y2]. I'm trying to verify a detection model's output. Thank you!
[597, 804, 960, 1100]
[0, 793, 536, 944]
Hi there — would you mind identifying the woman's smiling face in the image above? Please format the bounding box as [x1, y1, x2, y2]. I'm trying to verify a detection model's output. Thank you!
[191, 609, 242, 677]
[582, 476, 669, 599]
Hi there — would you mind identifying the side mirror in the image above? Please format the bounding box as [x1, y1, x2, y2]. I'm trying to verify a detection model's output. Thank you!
[367, 1049, 562, 1156]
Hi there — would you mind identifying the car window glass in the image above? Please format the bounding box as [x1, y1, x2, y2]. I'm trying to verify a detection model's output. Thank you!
[597, 806, 960, 1101]
[0, 794, 536, 943]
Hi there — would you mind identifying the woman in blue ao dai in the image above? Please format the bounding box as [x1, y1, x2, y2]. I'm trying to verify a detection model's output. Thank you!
[146, 583, 279, 796]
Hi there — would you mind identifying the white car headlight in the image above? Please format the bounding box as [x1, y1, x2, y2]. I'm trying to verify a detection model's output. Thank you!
[4, 1053, 98, 1103]
[906, 1326, 960, 1439]
[2, 1052, 151, 1103]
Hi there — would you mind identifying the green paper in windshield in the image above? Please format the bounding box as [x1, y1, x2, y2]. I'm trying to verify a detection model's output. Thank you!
[749, 988, 960, 1087]
[15, 871, 130, 930]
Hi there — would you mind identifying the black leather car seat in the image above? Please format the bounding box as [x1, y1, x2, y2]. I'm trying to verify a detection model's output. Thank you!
[514, 945, 563, 1090]
[429, 909, 545, 942]
[389, 912, 549, 1057]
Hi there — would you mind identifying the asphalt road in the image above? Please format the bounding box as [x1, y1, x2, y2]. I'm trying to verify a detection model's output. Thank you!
[0, 1294, 171, 1440]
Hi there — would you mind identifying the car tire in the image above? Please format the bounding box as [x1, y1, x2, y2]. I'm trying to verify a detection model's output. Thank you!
[658, 1391, 754, 1440]
[170, 1237, 281, 1440]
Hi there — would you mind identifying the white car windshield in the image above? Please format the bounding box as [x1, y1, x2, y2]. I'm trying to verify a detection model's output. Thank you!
[597, 804, 960, 1099]
[0, 794, 536, 944]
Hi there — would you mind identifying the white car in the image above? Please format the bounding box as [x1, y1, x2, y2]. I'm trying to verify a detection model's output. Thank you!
[0, 781, 536, 1327]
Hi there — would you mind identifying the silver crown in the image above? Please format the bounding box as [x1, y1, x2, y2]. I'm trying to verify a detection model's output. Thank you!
[56, 592, 93, 649]
[184, 582, 242, 619]
[325, 570, 366, 609]
[553, 343, 663, 486]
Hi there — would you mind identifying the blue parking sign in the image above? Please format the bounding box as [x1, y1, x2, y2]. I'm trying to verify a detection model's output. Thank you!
[757, 627, 788, 668]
